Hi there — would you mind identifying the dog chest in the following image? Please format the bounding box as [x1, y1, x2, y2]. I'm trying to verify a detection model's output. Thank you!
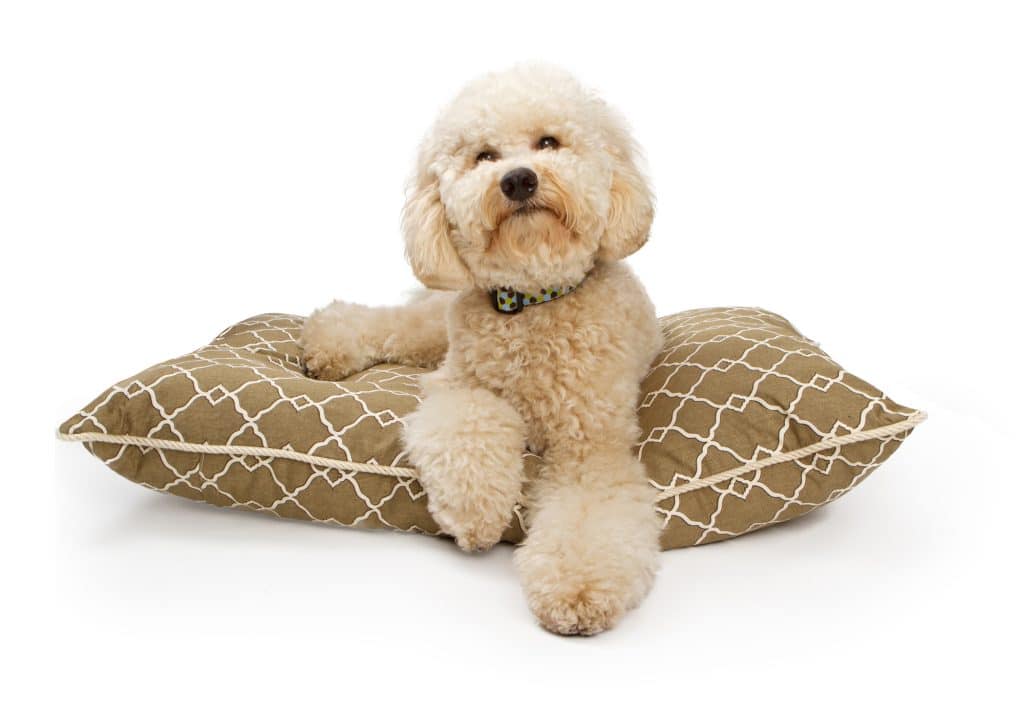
[447, 295, 628, 441]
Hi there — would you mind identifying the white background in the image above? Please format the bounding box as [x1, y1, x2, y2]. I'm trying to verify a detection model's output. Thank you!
[4, 1, 1021, 708]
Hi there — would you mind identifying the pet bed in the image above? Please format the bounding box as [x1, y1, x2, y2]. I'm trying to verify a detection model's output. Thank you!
[58, 307, 924, 549]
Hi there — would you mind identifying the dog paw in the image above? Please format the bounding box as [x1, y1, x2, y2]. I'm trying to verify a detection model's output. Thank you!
[300, 344, 374, 381]
[429, 505, 509, 553]
[516, 546, 640, 635]
[515, 507, 659, 636]
[299, 302, 380, 380]
[526, 585, 628, 636]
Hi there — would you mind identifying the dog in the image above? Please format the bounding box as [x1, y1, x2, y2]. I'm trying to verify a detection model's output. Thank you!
[301, 65, 663, 635]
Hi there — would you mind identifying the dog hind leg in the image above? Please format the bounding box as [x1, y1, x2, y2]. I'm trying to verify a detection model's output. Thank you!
[301, 290, 453, 380]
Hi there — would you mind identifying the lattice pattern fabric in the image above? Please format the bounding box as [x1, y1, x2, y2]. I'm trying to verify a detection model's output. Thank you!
[58, 308, 923, 549]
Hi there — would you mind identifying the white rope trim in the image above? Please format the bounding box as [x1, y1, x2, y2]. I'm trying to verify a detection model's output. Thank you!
[652, 410, 927, 501]
[57, 410, 926, 501]
[56, 432, 419, 477]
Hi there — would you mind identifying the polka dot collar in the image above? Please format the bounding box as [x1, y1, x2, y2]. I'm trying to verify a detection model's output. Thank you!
[490, 282, 581, 314]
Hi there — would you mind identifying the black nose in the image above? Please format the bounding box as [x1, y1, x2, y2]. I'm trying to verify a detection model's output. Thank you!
[500, 167, 538, 202]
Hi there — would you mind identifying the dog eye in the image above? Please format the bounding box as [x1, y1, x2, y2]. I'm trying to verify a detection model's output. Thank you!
[537, 136, 560, 150]
[475, 150, 499, 163]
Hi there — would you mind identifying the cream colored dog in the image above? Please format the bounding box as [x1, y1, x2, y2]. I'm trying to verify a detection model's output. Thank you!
[301, 65, 662, 635]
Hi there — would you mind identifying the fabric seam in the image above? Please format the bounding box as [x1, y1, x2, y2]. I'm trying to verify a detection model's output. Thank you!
[57, 410, 926, 502]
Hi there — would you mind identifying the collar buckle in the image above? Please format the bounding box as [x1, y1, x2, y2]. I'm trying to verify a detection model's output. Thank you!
[491, 289, 524, 314]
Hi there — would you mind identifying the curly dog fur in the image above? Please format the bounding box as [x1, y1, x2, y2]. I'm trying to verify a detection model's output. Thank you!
[301, 65, 663, 635]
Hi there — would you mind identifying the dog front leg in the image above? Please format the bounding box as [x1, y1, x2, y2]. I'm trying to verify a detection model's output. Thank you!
[403, 373, 526, 551]
[301, 291, 454, 380]
[515, 448, 661, 635]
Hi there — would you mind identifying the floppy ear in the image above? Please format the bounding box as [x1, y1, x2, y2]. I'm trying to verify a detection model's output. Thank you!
[402, 161, 472, 291]
[598, 140, 655, 262]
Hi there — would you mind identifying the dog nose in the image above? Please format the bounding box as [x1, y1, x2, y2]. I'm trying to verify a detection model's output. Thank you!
[500, 167, 538, 202]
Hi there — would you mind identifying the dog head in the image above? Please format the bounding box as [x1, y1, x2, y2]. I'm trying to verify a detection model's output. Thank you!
[403, 65, 653, 292]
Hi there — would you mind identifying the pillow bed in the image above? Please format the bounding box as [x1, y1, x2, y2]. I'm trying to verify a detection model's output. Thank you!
[58, 308, 924, 549]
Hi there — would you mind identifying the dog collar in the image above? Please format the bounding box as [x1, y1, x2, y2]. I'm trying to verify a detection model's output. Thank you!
[490, 283, 579, 314]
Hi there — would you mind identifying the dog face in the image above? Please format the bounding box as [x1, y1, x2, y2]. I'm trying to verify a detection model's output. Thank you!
[404, 65, 653, 292]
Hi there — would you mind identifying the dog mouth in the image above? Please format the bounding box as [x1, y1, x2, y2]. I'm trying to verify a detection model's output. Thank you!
[509, 204, 555, 219]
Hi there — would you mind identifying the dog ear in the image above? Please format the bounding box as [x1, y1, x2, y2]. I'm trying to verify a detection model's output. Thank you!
[402, 162, 472, 291]
[598, 136, 654, 262]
